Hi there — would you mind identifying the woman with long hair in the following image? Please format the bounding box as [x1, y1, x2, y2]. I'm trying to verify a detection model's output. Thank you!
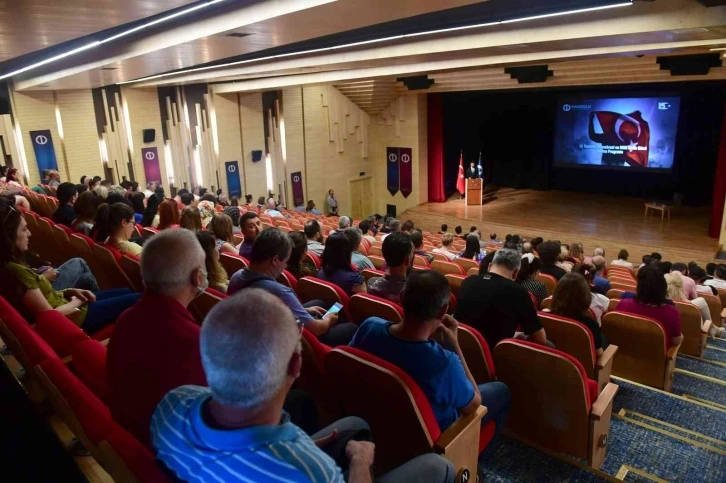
[141, 194, 159, 228]
[208, 213, 238, 255]
[287, 231, 316, 280]
[71, 190, 101, 236]
[157, 199, 180, 231]
[516, 254, 548, 306]
[195, 231, 229, 293]
[550, 272, 608, 355]
[198, 200, 215, 229]
[0, 198, 139, 333]
[93, 203, 141, 256]
[179, 206, 202, 233]
[458, 234, 484, 262]
[571, 263, 609, 324]
[317, 233, 366, 296]
[616, 265, 683, 348]
[130, 192, 145, 224]
[223, 206, 242, 234]
[568, 242, 584, 264]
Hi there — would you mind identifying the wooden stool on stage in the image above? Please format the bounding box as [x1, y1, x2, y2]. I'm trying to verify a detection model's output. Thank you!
[644, 202, 672, 222]
[466, 179, 482, 206]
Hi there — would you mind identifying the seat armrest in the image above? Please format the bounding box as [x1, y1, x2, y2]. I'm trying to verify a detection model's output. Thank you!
[666, 343, 681, 361]
[100, 338, 110, 346]
[434, 405, 486, 452]
[595, 344, 617, 370]
[701, 320, 712, 334]
[590, 382, 618, 421]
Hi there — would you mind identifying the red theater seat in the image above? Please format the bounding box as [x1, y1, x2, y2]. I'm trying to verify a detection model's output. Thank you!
[296, 277, 351, 319]
[277, 269, 298, 291]
[189, 288, 228, 324]
[68, 234, 114, 291]
[325, 346, 487, 477]
[219, 253, 248, 278]
[493, 339, 617, 469]
[71, 339, 109, 404]
[34, 310, 89, 358]
[457, 323, 496, 383]
[94, 243, 135, 290]
[348, 293, 404, 325]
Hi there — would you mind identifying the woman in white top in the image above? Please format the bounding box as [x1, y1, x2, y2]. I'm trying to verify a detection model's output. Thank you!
[666, 271, 724, 337]
[611, 249, 634, 269]
[571, 263, 609, 325]
[432, 233, 458, 262]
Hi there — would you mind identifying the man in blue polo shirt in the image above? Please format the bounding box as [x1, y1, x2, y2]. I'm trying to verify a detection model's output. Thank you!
[351, 270, 511, 444]
[228, 227, 357, 346]
[151, 289, 455, 483]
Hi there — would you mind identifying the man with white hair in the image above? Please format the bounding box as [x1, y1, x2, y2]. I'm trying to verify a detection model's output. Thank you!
[265, 197, 284, 218]
[591, 255, 611, 295]
[330, 215, 351, 236]
[585, 247, 605, 265]
[142, 181, 157, 199]
[381, 219, 401, 241]
[151, 289, 455, 483]
[455, 249, 547, 350]
[106, 229, 209, 445]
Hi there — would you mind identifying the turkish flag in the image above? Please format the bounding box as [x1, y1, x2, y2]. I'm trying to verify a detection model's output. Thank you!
[589, 110, 650, 168]
[456, 152, 465, 195]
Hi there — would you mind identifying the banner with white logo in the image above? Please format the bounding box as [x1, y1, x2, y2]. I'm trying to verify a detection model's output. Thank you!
[399, 147, 412, 198]
[386, 147, 399, 196]
[29, 130, 58, 174]
[225, 161, 242, 198]
[141, 147, 161, 184]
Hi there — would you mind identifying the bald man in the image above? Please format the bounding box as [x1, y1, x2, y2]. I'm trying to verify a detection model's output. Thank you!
[591, 255, 612, 295]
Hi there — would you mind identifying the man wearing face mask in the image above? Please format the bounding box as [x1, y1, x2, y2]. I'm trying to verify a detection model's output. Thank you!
[106, 229, 210, 446]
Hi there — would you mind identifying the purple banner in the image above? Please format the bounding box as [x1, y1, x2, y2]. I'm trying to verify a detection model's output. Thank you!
[141, 147, 161, 184]
[291, 171, 304, 205]
[399, 147, 412, 198]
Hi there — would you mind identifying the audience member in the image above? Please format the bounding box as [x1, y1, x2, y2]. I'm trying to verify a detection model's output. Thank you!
[531, 237, 543, 252]
[142, 182, 156, 199]
[571, 263, 609, 323]
[141, 193, 159, 228]
[178, 191, 194, 208]
[208, 213, 239, 255]
[439, 224, 448, 235]
[293, 199, 305, 212]
[351, 270, 511, 442]
[107, 229, 209, 445]
[590, 255, 611, 295]
[196, 231, 229, 293]
[317, 233, 367, 296]
[611, 249, 633, 269]
[433, 233, 457, 261]
[659, 261, 673, 274]
[402, 220, 415, 234]
[665, 272, 723, 338]
[223, 206, 242, 234]
[238, 212, 262, 259]
[344, 227, 375, 271]
[156, 199, 179, 230]
[179, 206, 202, 232]
[521, 242, 533, 254]
[691, 266, 717, 296]
[71, 190, 99, 236]
[359, 219, 377, 244]
[0, 198, 138, 331]
[672, 262, 697, 299]
[130, 192, 146, 223]
[616, 265, 683, 348]
[568, 242, 584, 264]
[538, 241, 567, 280]
[459, 234, 484, 262]
[51, 182, 78, 227]
[455, 249, 547, 349]
[93, 203, 142, 256]
[256, 196, 265, 209]
[286, 231, 316, 279]
[550, 272, 608, 355]
[306, 199, 322, 215]
[411, 230, 434, 264]
[152, 289, 454, 483]
[651, 252, 663, 262]
[334, 215, 352, 234]
[704, 264, 726, 290]
[326, 188, 338, 216]
[381, 219, 402, 240]
[367, 232, 413, 305]
[516, 254, 548, 306]
[706, 262, 716, 279]
[265, 198, 284, 218]
[228, 228, 356, 346]
[304, 219, 325, 257]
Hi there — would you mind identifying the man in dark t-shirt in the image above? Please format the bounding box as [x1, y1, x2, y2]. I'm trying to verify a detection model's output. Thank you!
[537, 241, 567, 281]
[454, 249, 547, 350]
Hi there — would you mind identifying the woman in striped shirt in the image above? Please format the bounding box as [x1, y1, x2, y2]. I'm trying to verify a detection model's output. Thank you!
[516, 254, 548, 306]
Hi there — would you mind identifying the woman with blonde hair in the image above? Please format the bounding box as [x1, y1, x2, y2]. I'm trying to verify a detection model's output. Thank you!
[568, 242, 584, 264]
[179, 206, 202, 233]
[195, 231, 229, 293]
[208, 213, 238, 255]
[432, 233, 457, 261]
[664, 271, 723, 337]
[156, 199, 180, 230]
[557, 245, 573, 272]
[198, 200, 215, 229]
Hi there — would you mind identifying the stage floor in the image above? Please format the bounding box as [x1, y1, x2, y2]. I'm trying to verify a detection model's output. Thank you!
[401, 188, 718, 266]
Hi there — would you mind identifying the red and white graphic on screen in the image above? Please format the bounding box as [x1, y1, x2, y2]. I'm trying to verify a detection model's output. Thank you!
[589, 110, 650, 168]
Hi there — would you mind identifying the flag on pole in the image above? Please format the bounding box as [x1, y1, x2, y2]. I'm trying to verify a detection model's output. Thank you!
[477, 152, 483, 179]
[456, 151, 466, 195]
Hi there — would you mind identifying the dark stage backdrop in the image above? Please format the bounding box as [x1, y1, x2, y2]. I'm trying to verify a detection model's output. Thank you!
[439, 83, 726, 206]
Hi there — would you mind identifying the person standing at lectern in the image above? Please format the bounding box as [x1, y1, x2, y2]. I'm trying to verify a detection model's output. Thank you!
[467, 161, 478, 179]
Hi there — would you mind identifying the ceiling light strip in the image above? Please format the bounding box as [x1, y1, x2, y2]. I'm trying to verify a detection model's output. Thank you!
[120, 1, 633, 85]
[0, 0, 227, 81]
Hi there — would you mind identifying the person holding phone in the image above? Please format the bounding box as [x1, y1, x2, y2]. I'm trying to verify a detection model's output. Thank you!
[228, 228, 357, 346]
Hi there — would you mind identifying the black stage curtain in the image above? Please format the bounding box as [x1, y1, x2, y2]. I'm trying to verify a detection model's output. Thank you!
[440, 83, 726, 206]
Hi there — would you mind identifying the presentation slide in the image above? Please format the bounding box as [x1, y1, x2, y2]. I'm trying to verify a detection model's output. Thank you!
[553, 96, 681, 170]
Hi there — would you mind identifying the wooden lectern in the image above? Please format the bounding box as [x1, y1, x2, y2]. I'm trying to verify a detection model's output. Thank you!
[466, 179, 482, 206]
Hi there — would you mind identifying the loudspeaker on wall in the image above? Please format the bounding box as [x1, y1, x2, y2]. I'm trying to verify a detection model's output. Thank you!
[142, 129, 156, 143]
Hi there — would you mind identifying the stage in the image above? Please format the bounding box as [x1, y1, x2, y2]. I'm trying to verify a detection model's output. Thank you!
[401, 188, 718, 266]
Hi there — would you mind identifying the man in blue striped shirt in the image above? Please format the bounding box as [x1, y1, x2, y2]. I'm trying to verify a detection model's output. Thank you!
[151, 288, 454, 483]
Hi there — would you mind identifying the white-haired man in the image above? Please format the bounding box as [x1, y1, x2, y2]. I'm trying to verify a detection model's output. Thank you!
[106, 229, 208, 446]
[330, 215, 351, 235]
[151, 289, 455, 483]
[265, 198, 284, 218]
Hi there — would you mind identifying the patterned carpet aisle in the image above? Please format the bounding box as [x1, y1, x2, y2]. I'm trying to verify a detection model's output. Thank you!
[672, 368, 726, 407]
[703, 346, 726, 364]
[709, 338, 726, 350]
